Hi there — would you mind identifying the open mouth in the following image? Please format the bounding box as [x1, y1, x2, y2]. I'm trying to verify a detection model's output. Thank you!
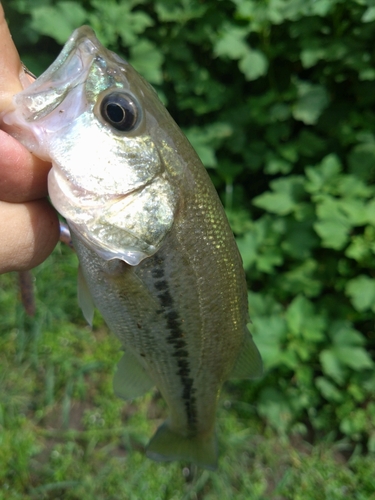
[14, 27, 101, 122]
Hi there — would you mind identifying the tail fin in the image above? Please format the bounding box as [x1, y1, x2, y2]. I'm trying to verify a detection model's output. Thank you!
[146, 422, 218, 470]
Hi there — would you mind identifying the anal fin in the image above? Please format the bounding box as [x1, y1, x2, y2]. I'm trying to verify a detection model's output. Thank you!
[230, 329, 263, 379]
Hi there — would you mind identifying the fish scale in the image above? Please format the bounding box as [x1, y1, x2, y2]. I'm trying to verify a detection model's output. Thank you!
[1, 26, 262, 469]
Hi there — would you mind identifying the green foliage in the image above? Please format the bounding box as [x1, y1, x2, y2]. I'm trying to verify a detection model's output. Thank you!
[2, 0, 375, 492]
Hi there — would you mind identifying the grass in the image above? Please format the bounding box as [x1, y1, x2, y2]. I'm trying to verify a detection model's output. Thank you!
[0, 244, 374, 499]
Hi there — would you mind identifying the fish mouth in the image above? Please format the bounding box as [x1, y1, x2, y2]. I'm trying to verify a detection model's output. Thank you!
[14, 27, 104, 122]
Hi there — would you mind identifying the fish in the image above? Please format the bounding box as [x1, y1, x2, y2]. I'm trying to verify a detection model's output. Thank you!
[1, 26, 262, 470]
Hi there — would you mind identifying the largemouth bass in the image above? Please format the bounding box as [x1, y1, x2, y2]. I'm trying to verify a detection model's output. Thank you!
[1, 26, 262, 469]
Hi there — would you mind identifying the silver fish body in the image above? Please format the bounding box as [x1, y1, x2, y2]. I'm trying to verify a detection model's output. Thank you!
[1, 27, 262, 469]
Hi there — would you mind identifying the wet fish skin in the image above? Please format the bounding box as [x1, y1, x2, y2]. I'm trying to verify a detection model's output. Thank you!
[1, 26, 262, 469]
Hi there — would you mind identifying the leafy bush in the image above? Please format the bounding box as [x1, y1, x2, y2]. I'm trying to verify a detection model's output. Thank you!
[3, 0, 375, 449]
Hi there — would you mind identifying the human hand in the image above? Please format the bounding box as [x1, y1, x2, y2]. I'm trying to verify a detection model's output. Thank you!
[0, 4, 59, 274]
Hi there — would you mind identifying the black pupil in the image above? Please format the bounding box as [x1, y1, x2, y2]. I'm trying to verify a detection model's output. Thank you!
[100, 93, 138, 131]
[107, 103, 125, 124]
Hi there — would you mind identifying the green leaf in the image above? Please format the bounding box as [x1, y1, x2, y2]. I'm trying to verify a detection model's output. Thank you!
[348, 143, 375, 182]
[253, 191, 296, 215]
[248, 292, 283, 317]
[155, 0, 207, 22]
[282, 221, 319, 259]
[315, 377, 343, 402]
[280, 260, 322, 297]
[346, 275, 375, 312]
[256, 250, 284, 273]
[286, 296, 312, 336]
[253, 176, 305, 215]
[330, 323, 366, 346]
[296, 129, 327, 157]
[365, 199, 375, 224]
[258, 388, 293, 433]
[214, 25, 249, 59]
[236, 231, 258, 269]
[89, 1, 154, 46]
[214, 24, 268, 80]
[362, 6, 375, 22]
[340, 199, 368, 226]
[237, 217, 282, 272]
[310, 0, 339, 16]
[345, 235, 372, 262]
[184, 122, 233, 167]
[369, 434, 375, 453]
[301, 46, 326, 68]
[118, 11, 154, 45]
[265, 157, 293, 175]
[293, 81, 329, 125]
[314, 195, 351, 249]
[269, 103, 292, 122]
[130, 40, 164, 84]
[337, 175, 373, 198]
[30, 2, 87, 44]
[314, 219, 350, 250]
[334, 346, 374, 370]
[251, 315, 288, 368]
[286, 295, 325, 341]
[238, 48, 268, 81]
[320, 349, 345, 384]
[305, 154, 342, 194]
[340, 409, 367, 436]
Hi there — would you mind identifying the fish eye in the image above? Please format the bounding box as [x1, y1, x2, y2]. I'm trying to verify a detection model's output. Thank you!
[100, 92, 140, 132]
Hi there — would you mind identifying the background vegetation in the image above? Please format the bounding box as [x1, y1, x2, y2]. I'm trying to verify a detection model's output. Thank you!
[1, 0, 375, 497]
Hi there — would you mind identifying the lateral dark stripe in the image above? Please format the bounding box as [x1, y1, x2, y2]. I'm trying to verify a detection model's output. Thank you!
[154, 280, 168, 291]
[153, 257, 197, 430]
[151, 267, 164, 279]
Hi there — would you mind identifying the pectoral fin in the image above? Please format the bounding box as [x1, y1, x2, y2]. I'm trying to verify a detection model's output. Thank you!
[77, 265, 95, 326]
[230, 329, 263, 379]
[113, 350, 154, 400]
